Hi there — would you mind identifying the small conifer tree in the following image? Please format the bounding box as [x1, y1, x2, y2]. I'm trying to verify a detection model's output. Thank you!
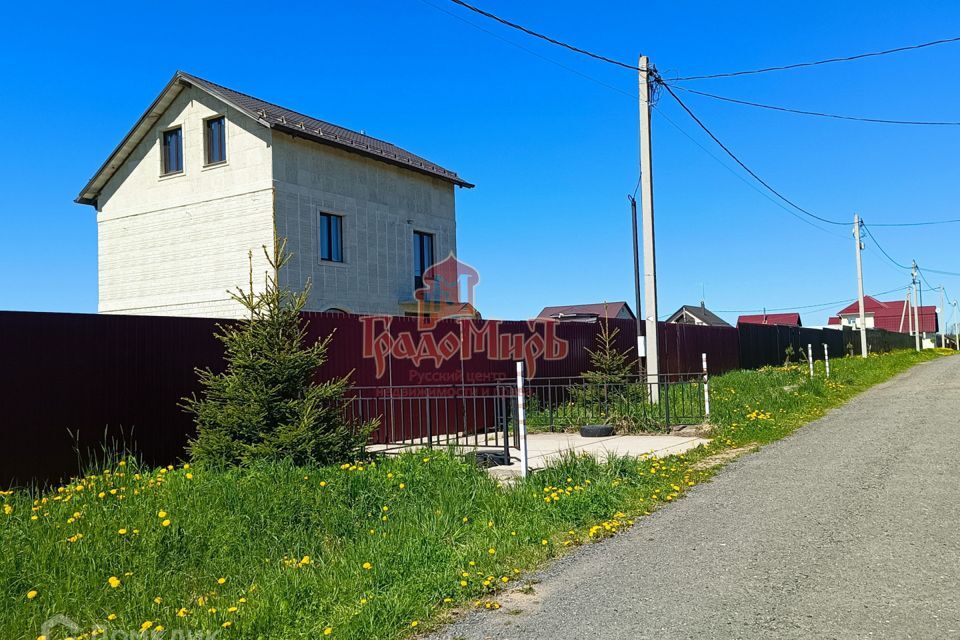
[583, 311, 638, 385]
[184, 239, 369, 467]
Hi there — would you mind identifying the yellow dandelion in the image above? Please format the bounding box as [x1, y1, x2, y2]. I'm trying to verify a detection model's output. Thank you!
[217, 577, 227, 585]
[107, 614, 117, 621]
[27, 589, 38, 600]
[362, 562, 373, 570]
[107, 576, 121, 588]
[118, 528, 127, 535]
[161, 519, 171, 527]
[324, 628, 333, 636]
[157, 511, 167, 519]
[221, 621, 232, 629]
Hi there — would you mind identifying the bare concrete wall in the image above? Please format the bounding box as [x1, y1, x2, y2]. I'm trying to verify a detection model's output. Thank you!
[271, 133, 458, 315]
[96, 86, 275, 317]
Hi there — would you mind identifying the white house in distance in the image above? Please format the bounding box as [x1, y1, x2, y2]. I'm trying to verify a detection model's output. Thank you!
[76, 71, 473, 318]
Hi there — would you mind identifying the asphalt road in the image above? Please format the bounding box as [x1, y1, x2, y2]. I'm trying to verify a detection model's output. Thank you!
[431, 355, 960, 640]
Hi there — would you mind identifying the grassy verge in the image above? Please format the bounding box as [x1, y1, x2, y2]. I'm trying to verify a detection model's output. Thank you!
[1, 348, 952, 640]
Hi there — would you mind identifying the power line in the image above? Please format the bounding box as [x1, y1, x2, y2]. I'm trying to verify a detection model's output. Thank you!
[655, 78, 848, 226]
[869, 218, 960, 227]
[444, 0, 639, 71]
[671, 85, 960, 126]
[860, 223, 912, 270]
[672, 35, 960, 81]
[715, 284, 909, 314]
[651, 104, 847, 239]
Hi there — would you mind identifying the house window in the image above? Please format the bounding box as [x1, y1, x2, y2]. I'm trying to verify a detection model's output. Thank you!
[161, 127, 183, 175]
[318, 213, 343, 262]
[413, 231, 435, 290]
[205, 116, 226, 165]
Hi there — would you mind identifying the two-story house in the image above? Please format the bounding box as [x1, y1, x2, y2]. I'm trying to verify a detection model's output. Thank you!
[76, 71, 473, 318]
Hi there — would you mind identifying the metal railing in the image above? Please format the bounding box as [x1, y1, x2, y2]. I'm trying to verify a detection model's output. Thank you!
[345, 382, 518, 461]
[522, 373, 706, 432]
[346, 372, 707, 461]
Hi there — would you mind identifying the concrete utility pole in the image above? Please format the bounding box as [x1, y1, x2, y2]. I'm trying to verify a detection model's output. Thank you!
[939, 286, 945, 348]
[953, 300, 959, 350]
[853, 214, 868, 358]
[912, 261, 922, 351]
[628, 195, 643, 374]
[638, 54, 660, 400]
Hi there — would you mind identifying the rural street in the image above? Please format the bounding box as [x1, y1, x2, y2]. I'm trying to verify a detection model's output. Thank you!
[432, 355, 960, 639]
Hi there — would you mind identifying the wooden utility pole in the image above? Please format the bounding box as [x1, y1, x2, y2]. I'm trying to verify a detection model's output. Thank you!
[853, 214, 868, 357]
[638, 55, 660, 400]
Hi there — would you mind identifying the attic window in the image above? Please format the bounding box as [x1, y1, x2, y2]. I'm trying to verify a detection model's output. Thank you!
[204, 116, 226, 165]
[161, 127, 183, 175]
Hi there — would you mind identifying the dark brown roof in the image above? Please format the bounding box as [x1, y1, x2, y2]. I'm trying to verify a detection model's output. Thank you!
[77, 71, 472, 205]
[665, 304, 732, 327]
[537, 302, 635, 320]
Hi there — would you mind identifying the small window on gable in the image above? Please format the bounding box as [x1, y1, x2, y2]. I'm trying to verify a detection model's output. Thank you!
[205, 116, 226, 165]
[161, 127, 183, 175]
[319, 213, 343, 262]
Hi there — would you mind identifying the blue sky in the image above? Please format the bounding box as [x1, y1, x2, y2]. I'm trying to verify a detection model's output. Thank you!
[2, 0, 960, 326]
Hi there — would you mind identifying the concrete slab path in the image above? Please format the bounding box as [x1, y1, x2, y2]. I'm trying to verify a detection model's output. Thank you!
[490, 432, 709, 480]
[430, 355, 960, 639]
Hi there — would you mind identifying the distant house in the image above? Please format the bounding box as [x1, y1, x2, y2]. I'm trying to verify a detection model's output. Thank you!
[828, 296, 937, 340]
[665, 304, 731, 327]
[537, 302, 635, 323]
[737, 312, 802, 327]
[76, 71, 473, 318]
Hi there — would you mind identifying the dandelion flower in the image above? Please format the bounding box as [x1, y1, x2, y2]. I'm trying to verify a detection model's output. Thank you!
[362, 562, 373, 570]
[139, 621, 153, 631]
[118, 529, 127, 535]
[107, 576, 121, 588]
[107, 614, 117, 621]
[411, 621, 419, 628]
[217, 577, 227, 585]
[324, 628, 333, 636]
[161, 519, 171, 527]
[221, 621, 232, 628]
[154, 597, 162, 604]
[27, 589, 38, 600]
[157, 511, 167, 519]
[488, 548, 496, 555]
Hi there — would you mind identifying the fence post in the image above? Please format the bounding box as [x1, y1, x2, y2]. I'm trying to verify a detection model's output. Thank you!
[515, 361, 528, 479]
[823, 343, 830, 379]
[701, 352, 710, 422]
[807, 343, 814, 378]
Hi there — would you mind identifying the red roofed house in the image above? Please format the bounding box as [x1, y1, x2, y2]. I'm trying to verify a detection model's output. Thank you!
[737, 312, 801, 327]
[828, 296, 938, 346]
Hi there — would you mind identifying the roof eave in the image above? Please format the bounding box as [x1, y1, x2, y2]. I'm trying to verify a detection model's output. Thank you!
[75, 73, 190, 207]
[271, 122, 474, 188]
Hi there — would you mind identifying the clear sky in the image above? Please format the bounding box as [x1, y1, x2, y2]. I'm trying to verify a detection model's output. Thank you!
[2, 0, 959, 327]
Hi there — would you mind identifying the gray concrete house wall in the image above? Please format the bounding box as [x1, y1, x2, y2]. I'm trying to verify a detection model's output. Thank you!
[272, 133, 457, 314]
[81, 73, 468, 319]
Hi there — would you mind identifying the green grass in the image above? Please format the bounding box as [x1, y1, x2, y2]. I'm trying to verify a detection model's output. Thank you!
[1, 348, 952, 640]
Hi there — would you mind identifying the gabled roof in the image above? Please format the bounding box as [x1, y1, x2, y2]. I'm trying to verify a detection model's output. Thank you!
[737, 312, 802, 327]
[537, 302, 635, 321]
[833, 297, 938, 333]
[77, 71, 473, 206]
[665, 304, 732, 327]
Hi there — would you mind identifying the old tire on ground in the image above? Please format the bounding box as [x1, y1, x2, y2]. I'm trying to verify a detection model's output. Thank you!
[580, 424, 615, 438]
